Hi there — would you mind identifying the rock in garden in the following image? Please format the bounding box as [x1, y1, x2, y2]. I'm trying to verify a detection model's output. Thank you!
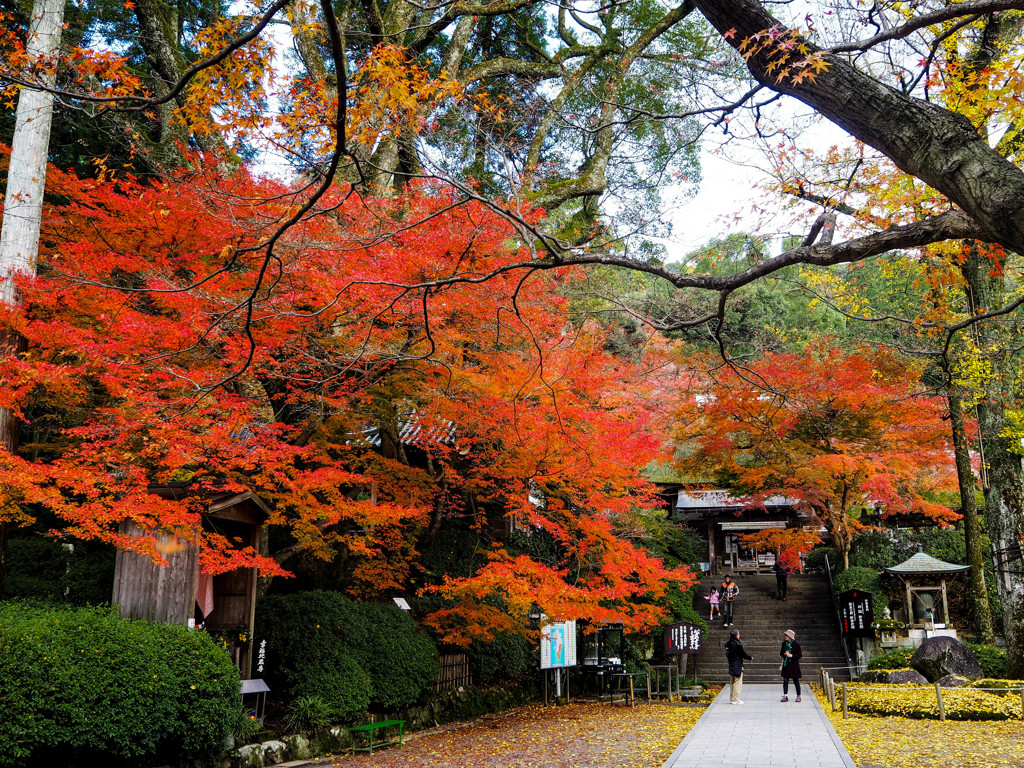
[261, 740, 287, 765]
[884, 669, 929, 685]
[911, 636, 983, 682]
[937, 674, 970, 688]
[857, 670, 890, 683]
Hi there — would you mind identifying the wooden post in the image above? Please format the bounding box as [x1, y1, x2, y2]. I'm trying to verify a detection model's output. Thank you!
[829, 673, 837, 712]
[841, 682, 848, 719]
[935, 682, 945, 721]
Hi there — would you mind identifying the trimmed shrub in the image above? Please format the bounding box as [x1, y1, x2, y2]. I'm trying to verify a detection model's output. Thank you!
[340, 601, 440, 709]
[804, 546, 837, 572]
[868, 647, 916, 670]
[831, 566, 882, 618]
[256, 591, 439, 714]
[965, 643, 1009, 679]
[467, 630, 534, 685]
[0, 602, 239, 767]
[255, 592, 371, 721]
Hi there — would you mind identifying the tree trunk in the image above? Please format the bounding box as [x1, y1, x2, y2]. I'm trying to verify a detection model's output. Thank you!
[948, 390, 995, 642]
[697, 0, 1024, 681]
[961, 249, 1024, 675]
[0, 0, 64, 595]
[696, 0, 1024, 256]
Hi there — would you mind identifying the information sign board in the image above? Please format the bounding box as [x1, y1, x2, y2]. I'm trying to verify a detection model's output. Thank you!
[663, 622, 702, 655]
[840, 589, 875, 639]
[540, 620, 577, 669]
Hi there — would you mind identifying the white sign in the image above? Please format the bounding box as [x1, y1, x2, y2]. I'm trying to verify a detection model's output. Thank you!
[393, 597, 411, 610]
[540, 620, 577, 669]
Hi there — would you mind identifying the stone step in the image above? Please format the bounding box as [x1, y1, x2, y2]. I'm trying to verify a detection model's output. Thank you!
[691, 572, 851, 684]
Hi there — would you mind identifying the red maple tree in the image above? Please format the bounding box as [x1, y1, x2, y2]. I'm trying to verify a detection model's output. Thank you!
[675, 343, 960, 568]
[0, 158, 693, 638]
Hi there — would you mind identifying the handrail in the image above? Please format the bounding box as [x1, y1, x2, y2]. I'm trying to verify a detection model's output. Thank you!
[824, 554, 854, 677]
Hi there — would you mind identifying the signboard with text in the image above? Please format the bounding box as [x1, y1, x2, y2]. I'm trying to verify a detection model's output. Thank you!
[253, 637, 269, 678]
[839, 590, 875, 639]
[540, 620, 577, 669]
[663, 622, 703, 655]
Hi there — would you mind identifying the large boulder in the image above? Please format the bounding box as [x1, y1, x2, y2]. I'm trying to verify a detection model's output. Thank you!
[911, 636, 983, 682]
[857, 670, 889, 683]
[937, 674, 970, 688]
[884, 669, 929, 685]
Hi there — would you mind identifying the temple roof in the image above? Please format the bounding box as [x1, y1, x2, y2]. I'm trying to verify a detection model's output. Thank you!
[885, 551, 970, 576]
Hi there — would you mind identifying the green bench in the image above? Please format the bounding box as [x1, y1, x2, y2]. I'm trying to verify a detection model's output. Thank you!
[349, 719, 405, 755]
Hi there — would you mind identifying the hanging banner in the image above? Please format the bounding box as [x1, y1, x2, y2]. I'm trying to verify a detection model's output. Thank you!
[540, 620, 577, 669]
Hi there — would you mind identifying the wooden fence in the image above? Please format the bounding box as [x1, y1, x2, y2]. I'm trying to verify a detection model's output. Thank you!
[435, 653, 472, 692]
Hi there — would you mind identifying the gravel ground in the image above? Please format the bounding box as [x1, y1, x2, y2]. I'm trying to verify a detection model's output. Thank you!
[320, 700, 707, 768]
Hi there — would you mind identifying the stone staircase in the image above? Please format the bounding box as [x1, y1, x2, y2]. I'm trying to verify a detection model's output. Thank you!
[690, 573, 852, 683]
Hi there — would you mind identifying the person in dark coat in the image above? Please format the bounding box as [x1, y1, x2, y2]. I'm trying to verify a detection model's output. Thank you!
[725, 628, 753, 705]
[779, 628, 803, 702]
[774, 558, 789, 600]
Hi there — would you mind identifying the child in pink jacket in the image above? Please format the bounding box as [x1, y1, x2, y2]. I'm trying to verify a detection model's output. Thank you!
[705, 587, 721, 620]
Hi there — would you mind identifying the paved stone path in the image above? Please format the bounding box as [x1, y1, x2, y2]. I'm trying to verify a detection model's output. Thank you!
[660, 683, 856, 768]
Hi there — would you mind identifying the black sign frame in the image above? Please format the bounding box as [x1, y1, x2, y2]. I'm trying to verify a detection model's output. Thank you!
[663, 621, 703, 655]
[839, 589, 875, 639]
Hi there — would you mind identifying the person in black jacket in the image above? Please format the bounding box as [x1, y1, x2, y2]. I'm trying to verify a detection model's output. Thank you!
[724, 628, 753, 705]
[779, 628, 803, 702]
[774, 559, 789, 600]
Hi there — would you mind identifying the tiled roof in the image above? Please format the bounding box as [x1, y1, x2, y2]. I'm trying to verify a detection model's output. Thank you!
[884, 551, 970, 575]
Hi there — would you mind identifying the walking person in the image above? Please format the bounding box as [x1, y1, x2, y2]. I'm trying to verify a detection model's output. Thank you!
[779, 628, 803, 702]
[725, 628, 753, 705]
[774, 558, 789, 600]
[705, 586, 721, 620]
[720, 574, 739, 626]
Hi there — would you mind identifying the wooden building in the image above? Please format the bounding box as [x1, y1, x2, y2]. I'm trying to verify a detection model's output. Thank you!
[111, 489, 268, 678]
[648, 463, 811, 573]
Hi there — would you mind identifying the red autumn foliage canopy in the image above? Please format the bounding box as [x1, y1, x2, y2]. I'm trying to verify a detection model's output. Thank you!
[0, 156, 694, 639]
[675, 344, 961, 567]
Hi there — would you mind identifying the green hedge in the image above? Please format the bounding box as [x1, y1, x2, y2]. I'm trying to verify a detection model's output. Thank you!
[4, 537, 115, 606]
[804, 546, 837, 572]
[466, 630, 534, 685]
[256, 591, 439, 715]
[0, 603, 239, 767]
[965, 643, 1009, 679]
[341, 600, 440, 709]
[867, 646, 915, 670]
[831, 566, 883, 618]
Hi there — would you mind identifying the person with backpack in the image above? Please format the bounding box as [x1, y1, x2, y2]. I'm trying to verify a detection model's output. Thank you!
[725, 627, 753, 704]
[720, 574, 739, 627]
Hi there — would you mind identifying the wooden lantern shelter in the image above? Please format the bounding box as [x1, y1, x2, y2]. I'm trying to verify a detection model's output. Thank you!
[884, 547, 969, 629]
[111, 489, 269, 678]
